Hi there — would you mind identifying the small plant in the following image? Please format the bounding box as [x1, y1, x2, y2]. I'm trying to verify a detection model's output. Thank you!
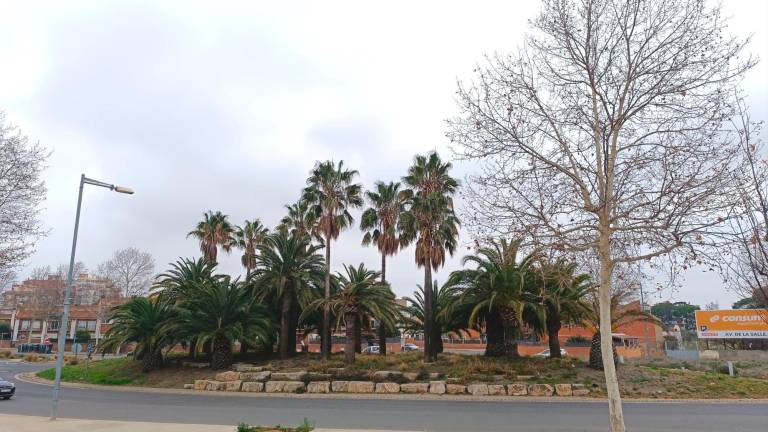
[564, 336, 590, 346]
[236, 418, 314, 432]
[0, 350, 12, 359]
[23, 352, 41, 362]
[65, 355, 79, 366]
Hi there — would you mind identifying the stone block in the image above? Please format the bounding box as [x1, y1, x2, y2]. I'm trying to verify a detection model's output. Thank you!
[446, 384, 466, 395]
[331, 381, 349, 392]
[282, 381, 306, 393]
[183, 384, 194, 390]
[193, 380, 208, 391]
[240, 371, 271, 382]
[528, 384, 554, 396]
[215, 371, 241, 382]
[347, 381, 375, 393]
[516, 375, 534, 380]
[427, 372, 441, 380]
[183, 362, 210, 369]
[572, 389, 590, 396]
[429, 381, 446, 395]
[375, 382, 401, 393]
[327, 368, 347, 376]
[488, 384, 506, 396]
[223, 380, 242, 392]
[265, 381, 286, 393]
[233, 363, 264, 372]
[701, 350, 719, 360]
[307, 381, 331, 393]
[271, 371, 308, 381]
[507, 383, 528, 396]
[554, 383, 572, 396]
[241, 382, 264, 392]
[205, 381, 226, 391]
[307, 372, 331, 381]
[400, 383, 429, 394]
[467, 384, 489, 396]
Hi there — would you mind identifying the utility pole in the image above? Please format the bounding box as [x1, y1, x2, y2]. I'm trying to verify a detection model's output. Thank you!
[639, 283, 650, 360]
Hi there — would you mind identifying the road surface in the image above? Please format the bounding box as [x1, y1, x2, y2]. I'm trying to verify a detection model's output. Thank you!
[1, 360, 765, 431]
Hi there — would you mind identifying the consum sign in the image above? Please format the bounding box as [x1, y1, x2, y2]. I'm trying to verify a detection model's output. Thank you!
[695, 309, 768, 339]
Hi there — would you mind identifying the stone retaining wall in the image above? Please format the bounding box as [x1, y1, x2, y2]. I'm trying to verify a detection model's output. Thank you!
[190, 368, 591, 397]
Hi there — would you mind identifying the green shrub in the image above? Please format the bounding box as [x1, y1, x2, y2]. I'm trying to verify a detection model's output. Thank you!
[23, 352, 41, 362]
[565, 336, 590, 346]
[236, 418, 314, 432]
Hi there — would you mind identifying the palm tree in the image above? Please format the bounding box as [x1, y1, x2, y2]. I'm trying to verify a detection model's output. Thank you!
[234, 219, 269, 279]
[303, 264, 400, 364]
[187, 211, 235, 264]
[584, 284, 658, 370]
[400, 151, 459, 362]
[100, 297, 173, 372]
[403, 280, 469, 355]
[278, 199, 319, 240]
[360, 181, 410, 355]
[173, 277, 275, 369]
[536, 260, 591, 359]
[447, 239, 543, 358]
[302, 160, 363, 359]
[250, 230, 325, 359]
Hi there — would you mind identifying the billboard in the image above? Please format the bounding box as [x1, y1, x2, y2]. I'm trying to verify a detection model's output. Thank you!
[695, 309, 768, 339]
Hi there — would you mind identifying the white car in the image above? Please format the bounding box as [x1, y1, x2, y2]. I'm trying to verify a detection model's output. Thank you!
[533, 348, 568, 358]
[362, 345, 380, 354]
[402, 343, 419, 352]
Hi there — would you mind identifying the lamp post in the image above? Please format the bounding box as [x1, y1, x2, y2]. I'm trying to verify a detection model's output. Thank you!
[50, 174, 133, 421]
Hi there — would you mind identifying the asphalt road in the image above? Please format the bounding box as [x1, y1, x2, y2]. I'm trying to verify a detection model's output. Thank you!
[1, 360, 766, 432]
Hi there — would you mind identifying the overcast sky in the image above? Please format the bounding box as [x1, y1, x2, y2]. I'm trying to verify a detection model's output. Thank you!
[1, 1, 766, 307]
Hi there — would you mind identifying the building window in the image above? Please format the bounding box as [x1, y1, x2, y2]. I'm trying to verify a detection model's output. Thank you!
[86, 320, 96, 331]
[48, 320, 60, 331]
[32, 320, 42, 330]
[20, 320, 31, 330]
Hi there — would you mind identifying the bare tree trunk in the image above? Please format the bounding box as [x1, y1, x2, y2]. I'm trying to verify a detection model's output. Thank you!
[344, 312, 356, 364]
[379, 252, 387, 355]
[321, 237, 331, 360]
[423, 265, 435, 362]
[598, 234, 625, 432]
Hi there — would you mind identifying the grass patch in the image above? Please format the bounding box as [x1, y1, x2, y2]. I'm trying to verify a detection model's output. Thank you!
[37, 357, 147, 385]
[237, 418, 314, 432]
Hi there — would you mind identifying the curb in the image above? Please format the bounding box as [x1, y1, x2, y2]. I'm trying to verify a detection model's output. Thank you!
[17, 372, 768, 405]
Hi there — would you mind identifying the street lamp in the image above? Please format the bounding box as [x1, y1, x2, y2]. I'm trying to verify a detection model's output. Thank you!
[50, 174, 133, 420]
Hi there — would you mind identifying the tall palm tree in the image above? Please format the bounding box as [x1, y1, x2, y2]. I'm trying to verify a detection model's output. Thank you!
[536, 260, 591, 359]
[172, 277, 275, 369]
[403, 280, 470, 355]
[360, 181, 410, 355]
[234, 219, 269, 279]
[400, 151, 459, 362]
[278, 199, 319, 240]
[303, 160, 363, 359]
[100, 296, 174, 372]
[303, 264, 400, 364]
[447, 239, 543, 358]
[187, 211, 235, 264]
[250, 230, 325, 359]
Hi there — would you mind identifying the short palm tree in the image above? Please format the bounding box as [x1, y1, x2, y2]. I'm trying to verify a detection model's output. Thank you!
[100, 296, 173, 372]
[400, 152, 459, 362]
[447, 239, 543, 358]
[303, 160, 363, 359]
[250, 230, 325, 359]
[151, 257, 221, 304]
[360, 181, 410, 355]
[536, 260, 591, 359]
[303, 264, 400, 364]
[234, 219, 269, 279]
[403, 280, 469, 355]
[172, 277, 275, 369]
[187, 211, 235, 264]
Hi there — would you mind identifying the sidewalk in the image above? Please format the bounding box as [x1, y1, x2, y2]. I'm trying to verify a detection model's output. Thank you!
[0, 414, 411, 432]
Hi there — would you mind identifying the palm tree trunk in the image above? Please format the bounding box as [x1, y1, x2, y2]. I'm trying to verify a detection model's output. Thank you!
[344, 312, 356, 364]
[211, 335, 232, 370]
[141, 347, 162, 372]
[279, 292, 292, 360]
[484, 307, 505, 357]
[289, 301, 299, 358]
[547, 307, 562, 359]
[354, 315, 362, 353]
[321, 236, 332, 360]
[379, 252, 387, 356]
[423, 265, 435, 362]
[500, 307, 520, 358]
[589, 331, 618, 370]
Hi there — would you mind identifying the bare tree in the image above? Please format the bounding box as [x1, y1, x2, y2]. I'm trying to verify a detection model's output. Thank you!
[721, 98, 768, 310]
[97, 247, 155, 298]
[56, 261, 88, 280]
[0, 112, 48, 281]
[28, 265, 53, 280]
[448, 1, 755, 430]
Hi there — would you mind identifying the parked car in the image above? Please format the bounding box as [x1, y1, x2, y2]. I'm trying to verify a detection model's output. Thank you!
[362, 345, 380, 354]
[533, 348, 568, 358]
[0, 378, 15, 400]
[402, 343, 419, 352]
